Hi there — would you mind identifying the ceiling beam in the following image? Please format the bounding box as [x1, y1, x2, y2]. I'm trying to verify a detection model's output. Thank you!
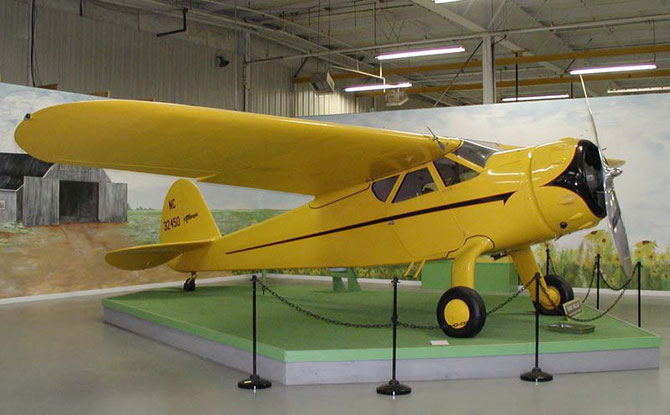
[357, 69, 670, 96]
[294, 43, 670, 83]
[407, 0, 568, 75]
[246, 12, 670, 65]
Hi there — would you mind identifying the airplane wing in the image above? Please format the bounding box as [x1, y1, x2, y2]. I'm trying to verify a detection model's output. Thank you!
[15, 100, 461, 196]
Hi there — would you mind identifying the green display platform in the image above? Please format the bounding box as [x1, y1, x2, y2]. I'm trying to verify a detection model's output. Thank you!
[102, 278, 660, 384]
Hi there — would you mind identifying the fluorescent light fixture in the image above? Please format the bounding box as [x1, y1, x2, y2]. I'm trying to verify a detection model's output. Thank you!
[569, 63, 656, 75]
[502, 94, 569, 102]
[376, 46, 465, 61]
[344, 82, 412, 92]
[607, 86, 670, 94]
[434, 0, 466, 3]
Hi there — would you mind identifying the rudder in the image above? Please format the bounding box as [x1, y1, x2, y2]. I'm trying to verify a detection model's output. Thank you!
[160, 179, 220, 243]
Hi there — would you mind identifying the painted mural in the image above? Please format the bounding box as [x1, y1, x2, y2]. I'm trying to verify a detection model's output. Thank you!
[1, 81, 668, 298]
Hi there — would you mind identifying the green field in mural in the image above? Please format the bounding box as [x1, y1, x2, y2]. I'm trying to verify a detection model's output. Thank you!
[535, 233, 669, 291]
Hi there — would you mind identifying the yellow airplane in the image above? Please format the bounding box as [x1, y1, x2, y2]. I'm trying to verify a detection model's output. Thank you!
[15, 98, 630, 338]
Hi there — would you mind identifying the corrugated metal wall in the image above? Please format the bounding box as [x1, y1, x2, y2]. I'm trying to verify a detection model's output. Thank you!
[1, 0, 365, 117]
[248, 62, 366, 117]
[1, 0, 240, 109]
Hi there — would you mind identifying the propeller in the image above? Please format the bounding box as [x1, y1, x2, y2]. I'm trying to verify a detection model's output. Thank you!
[579, 75, 633, 277]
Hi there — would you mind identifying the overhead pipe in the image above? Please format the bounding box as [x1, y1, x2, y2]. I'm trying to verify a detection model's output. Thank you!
[248, 13, 670, 65]
[157, 7, 188, 37]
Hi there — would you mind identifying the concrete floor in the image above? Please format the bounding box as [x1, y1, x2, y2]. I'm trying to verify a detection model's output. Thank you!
[1, 288, 668, 415]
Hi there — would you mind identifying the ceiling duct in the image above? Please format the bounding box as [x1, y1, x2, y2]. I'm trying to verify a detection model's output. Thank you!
[309, 72, 336, 94]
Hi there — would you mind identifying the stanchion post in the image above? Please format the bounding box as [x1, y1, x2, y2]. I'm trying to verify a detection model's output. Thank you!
[377, 277, 411, 396]
[637, 262, 642, 328]
[238, 274, 272, 390]
[596, 254, 600, 310]
[545, 248, 550, 276]
[521, 273, 553, 383]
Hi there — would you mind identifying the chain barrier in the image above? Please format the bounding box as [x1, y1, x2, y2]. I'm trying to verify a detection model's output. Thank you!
[598, 269, 632, 291]
[581, 259, 598, 303]
[258, 280, 392, 329]
[539, 273, 633, 323]
[545, 250, 633, 321]
[258, 265, 637, 330]
[399, 278, 536, 330]
[257, 278, 535, 331]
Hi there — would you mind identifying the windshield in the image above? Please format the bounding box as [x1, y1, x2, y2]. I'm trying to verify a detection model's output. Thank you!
[453, 140, 502, 167]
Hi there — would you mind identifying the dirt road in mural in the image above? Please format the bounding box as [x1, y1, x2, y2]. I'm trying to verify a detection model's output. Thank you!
[0, 222, 221, 299]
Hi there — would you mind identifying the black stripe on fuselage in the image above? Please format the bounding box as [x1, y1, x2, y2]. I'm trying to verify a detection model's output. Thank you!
[225, 191, 515, 255]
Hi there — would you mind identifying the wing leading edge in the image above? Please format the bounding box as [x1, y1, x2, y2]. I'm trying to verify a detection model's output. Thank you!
[15, 100, 461, 195]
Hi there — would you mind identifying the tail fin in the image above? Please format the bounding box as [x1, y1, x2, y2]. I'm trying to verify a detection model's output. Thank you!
[106, 180, 220, 270]
[159, 179, 220, 244]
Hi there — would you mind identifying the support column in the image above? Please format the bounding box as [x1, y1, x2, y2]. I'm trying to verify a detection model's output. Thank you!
[482, 35, 496, 104]
[242, 32, 251, 112]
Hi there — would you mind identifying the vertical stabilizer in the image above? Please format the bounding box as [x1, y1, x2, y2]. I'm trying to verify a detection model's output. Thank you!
[160, 179, 220, 243]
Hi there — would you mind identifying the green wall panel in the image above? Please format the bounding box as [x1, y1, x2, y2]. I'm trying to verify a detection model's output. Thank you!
[421, 259, 519, 293]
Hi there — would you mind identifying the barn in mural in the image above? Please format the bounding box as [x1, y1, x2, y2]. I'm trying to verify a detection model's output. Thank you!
[0, 152, 127, 226]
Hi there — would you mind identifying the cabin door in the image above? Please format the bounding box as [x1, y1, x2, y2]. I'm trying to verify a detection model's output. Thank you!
[386, 166, 465, 259]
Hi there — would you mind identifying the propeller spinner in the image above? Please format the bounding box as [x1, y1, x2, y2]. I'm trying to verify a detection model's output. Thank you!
[579, 75, 633, 277]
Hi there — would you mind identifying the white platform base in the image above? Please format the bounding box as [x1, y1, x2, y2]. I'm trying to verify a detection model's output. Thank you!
[103, 307, 659, 385]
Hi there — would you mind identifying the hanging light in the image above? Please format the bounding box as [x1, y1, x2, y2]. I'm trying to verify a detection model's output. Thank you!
[344, 82, 412, 92]
[607, 86, 670, 94]
[376, 46, 465, 61]
[502, 94, 569, 102]
[569, 63, 656, 75]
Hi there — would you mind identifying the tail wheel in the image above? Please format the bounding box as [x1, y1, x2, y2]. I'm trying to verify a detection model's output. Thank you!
[534, 274, 574, 316]
[436, 286, 486, 338]
[183, 278, 196, 292]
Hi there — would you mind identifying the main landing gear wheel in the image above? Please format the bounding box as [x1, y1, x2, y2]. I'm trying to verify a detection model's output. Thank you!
[436, 286, 486, 338]
[183, 278, 196, 292]
[533, 274, 574, 316]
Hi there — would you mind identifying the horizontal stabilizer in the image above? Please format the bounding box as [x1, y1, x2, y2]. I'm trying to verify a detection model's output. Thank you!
[105, 239, 215, 270]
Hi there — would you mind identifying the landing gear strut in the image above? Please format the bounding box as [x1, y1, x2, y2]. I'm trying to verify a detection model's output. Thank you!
[183, 272, 197, 292]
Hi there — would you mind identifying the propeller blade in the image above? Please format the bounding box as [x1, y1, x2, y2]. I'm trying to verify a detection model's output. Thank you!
[580, 75, 632, 277]
[604, 175, 634, 278]
[579, 75, 604, 161]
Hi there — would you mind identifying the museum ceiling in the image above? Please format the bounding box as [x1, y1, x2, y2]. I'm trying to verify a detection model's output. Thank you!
[96, 0, 670, 105]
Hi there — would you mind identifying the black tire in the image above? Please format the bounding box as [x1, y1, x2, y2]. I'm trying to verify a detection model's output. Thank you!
[436, 286, 487, 338]
[183, 278, 196, 292]
[533, 274, 574, 316]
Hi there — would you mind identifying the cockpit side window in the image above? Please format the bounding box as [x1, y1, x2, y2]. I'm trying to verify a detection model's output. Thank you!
[393, 168, 436, 203]
[453, 140, 500, 167]
[372, 175, 398, 202]
[434, 157, 478, 187]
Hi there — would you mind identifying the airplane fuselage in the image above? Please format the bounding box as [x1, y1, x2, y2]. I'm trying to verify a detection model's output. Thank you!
[172, 137, 603, 272]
